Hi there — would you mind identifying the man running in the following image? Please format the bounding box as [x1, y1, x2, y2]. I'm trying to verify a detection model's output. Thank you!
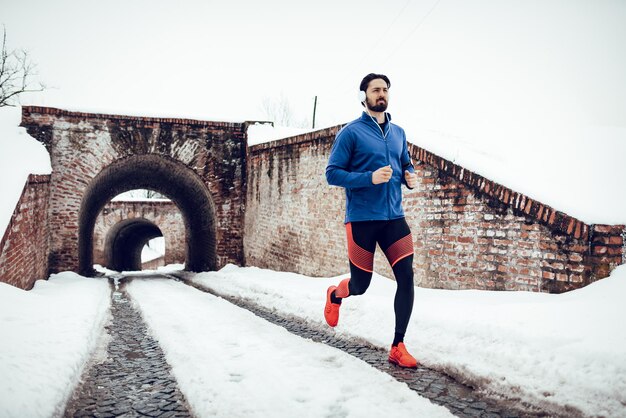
[324, 73, 419, 368]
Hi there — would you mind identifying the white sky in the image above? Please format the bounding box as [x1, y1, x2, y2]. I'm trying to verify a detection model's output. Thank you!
[2, 0, 624, 127]
[1, 0, 625, 227]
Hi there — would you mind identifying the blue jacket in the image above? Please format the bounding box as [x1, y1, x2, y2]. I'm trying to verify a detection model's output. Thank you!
[326, 112, 414, 223]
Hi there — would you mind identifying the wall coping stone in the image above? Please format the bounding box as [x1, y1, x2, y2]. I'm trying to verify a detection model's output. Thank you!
[21, 106, 250, 129]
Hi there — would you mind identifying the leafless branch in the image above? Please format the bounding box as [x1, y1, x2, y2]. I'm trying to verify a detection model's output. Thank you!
[0, 25, 45, 107]
[260, 93, 309, 128]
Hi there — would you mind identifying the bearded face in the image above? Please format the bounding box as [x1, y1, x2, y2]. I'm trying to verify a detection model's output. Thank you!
[366, 96, 388, 112]
[364, 78, 389, 112]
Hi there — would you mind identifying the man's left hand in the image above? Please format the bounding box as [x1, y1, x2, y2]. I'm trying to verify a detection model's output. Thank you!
[404, 170, 418, 188]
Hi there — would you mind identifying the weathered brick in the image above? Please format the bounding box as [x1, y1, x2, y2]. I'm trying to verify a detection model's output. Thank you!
[93, 201, 185, 269]
[244, 133, 626, 293]
[0, 175, 51, 289]
[16, 106, 249, 276]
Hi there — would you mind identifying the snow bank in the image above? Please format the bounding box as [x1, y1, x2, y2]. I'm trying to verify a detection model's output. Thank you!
[0, 108, 51, 240]
[410, 123, 626, 225]
[0, 273, 111, 418]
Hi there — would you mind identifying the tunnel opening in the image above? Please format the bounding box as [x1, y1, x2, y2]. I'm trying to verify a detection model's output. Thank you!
[141, 237, 166, 269]
[79, 154, 218, 276]
[104, 218, 163, 271]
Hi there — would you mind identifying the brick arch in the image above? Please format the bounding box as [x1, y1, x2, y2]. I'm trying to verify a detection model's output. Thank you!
[79, 154, 217, 276]
[92, 200, 185, 269]
[20, 106, 249, 277]
[104, 218, 163, 271]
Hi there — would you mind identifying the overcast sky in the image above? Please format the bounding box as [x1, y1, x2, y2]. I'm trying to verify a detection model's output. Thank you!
[1, 0, 625, 225]
[2, 0, 625, 129]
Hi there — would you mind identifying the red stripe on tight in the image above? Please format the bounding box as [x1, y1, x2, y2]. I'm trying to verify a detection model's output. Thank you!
[346, 223, 374, 273]
[384, 233, 414, 267]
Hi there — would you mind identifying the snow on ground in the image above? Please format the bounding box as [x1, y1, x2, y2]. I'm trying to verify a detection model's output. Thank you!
[93, 263, 184, 277]
[1, 263, 625, 417]
[192, 264, 626, 418]
[0, 273, 110, 418]
[127, 278, 453, 418]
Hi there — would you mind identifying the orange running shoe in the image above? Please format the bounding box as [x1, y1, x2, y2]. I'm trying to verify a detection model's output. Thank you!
[388, 342, 418, 368]
[324, 286, 341, 327]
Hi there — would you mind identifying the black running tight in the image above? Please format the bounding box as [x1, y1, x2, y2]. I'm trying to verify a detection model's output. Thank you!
[343, 218, 415, 342]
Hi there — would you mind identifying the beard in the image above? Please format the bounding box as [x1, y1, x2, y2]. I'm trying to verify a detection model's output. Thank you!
[366, 97, 387, 112]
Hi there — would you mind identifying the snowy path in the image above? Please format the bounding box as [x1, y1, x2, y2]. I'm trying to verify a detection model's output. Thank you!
[4, 267, 623, 417]
[125, 274, 454, 417]
[45, 271, 601, 417]
[63, 276, 192, 417]
[188, 265, 626, 418]
[172, 273, 549, 418]
[57, 273, 462, 418]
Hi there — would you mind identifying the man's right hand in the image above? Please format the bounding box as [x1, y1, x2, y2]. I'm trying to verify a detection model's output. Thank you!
[372, 165, 393, 184]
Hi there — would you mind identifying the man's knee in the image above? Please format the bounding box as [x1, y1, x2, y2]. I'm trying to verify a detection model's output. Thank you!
[393, 257, 415, 291]
[347, 269, 372, 296]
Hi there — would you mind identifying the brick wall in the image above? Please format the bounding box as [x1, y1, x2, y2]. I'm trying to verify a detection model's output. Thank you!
[588, 225, 625, 279]
[93, 200, 185, 268]
[404, 147, 618, 292]
[244, 126, 625, 293]
[245, 127, 347, 275]
[0, 175, 51, 290]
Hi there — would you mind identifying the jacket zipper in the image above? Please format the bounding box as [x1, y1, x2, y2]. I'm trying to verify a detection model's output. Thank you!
[367, 113, 393, 220]
[378, 115, 392, 220]
[384, 131, 391, 220]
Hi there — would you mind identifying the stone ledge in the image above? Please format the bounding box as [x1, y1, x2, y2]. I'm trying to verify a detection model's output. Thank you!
[27, 174, 51, 184]
[21, 106, 247, 129]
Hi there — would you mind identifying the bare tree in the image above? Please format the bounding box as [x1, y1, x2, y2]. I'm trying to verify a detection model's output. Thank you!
[143, 189, 167, 199]
[261, 93, 309, 128]
[0, 26, 45, 107]
[112, 189, 169, 201]
[127, 189, 168, 199]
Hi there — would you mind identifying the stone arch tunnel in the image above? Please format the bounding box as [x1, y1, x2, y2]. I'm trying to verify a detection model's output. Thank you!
[104, 217, 163, 272]
[20, 106, 250, 276]
[79, 154, 218, 275]
[93, 199, 185, 272]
